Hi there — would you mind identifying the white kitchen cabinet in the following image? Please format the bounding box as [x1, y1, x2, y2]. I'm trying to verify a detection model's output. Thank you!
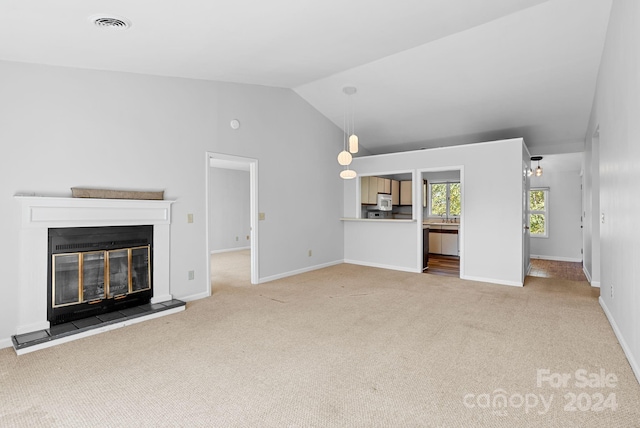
[428, 226, 441, 254]
[441, 233, 458, 256]
[428, 225, 458, 255]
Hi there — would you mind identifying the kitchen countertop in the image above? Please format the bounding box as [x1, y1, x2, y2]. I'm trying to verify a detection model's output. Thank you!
[341, 218, 416, 223]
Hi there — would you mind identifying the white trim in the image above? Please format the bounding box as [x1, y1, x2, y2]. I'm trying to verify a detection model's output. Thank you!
[150, 294, 173, 304]
[0, 338, 13, 350]
[210, 247, 251, 254]
[599, 297, 640, 385]
[418, 165, 465, 278]
[206, 153, 259, 293]
[461, 274, 524, 287]
[14, 196, 175, 336]
[14, 306, 185, 355]
[259, 260, 344, 283]
[180, 291, 211, 302]
[530, 255, 582, 262]
[581, 265, 601, 288]
[343, 260, 420, 274]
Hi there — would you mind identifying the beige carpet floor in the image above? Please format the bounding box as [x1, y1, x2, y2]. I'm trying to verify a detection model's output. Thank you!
[1, 252, 639, 427]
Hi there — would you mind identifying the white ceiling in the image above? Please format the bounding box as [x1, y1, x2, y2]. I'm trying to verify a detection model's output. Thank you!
[0, 0, 612, 156]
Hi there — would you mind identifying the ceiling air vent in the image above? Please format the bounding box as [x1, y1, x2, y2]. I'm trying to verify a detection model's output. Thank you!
[89, 15, 132, 30]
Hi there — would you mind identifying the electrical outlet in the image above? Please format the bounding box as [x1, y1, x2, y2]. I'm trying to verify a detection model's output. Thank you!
[610, 284, 614, 299]
[308, 250, 312, 257]
[188, 270, 195, 280]
[187, 213, 194, 223]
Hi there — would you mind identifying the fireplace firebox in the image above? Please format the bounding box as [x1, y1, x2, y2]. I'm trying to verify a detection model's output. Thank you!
[47, 225, 153, 325]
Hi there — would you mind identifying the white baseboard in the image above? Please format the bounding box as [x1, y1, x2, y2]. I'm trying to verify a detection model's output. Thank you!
[461, 274, 524, 287]
[210, 247, 250, 254]
[0, 337, 12, 350]
[582, 266, 600, 287]
[599, 297, 640, 386]
[530, 255, 582, 262]
[343, 259, 420, 274]
[530, 254, 582, 263]
[179, 291, 210, 302]
[259, 260, 345, 283]
[150, 294, 173, 304]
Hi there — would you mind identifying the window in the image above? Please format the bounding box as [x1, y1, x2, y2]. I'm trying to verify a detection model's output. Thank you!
[429, 182, 460, 218]
[529, 188, 548, 237]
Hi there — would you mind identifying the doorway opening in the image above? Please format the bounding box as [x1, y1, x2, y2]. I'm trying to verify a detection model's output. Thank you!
[206, 153, 259, 294]
[420, 167, 463, 278]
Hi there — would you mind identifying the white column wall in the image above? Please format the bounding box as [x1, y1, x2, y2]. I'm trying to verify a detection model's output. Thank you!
[344, 138, 525, 286]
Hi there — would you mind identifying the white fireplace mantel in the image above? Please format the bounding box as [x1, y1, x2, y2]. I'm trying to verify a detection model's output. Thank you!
[15, 196, 175, 335]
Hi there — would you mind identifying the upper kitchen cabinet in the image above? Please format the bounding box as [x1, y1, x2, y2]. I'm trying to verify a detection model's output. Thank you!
[361, 176, 393, 205]
[400, 180, 412, 205]
[361, 176, 378, 204]
[391, 180, 399, 205]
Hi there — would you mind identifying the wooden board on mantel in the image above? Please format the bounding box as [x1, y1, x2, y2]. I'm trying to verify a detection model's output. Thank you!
[71, 187, 164, 200]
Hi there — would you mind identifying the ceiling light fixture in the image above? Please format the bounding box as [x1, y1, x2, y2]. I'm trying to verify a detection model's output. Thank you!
[531, 156, 543, 177]
[338, 86, 359, 179]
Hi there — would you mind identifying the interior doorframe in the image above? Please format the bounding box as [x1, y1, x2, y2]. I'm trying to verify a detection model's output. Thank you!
[418, 165, 464, 278]
[205, 152, 259, 293]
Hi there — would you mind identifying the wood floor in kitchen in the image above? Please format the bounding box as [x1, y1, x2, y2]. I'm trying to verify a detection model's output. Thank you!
[425, 256, 588, 282]
[425, 255, 460, 277]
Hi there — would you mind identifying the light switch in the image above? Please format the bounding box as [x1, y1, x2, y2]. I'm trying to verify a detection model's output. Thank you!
[187, 213, 194, 223]
[259, 212, 265, 221]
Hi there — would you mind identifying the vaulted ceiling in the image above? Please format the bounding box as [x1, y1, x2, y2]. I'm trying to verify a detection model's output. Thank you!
[0, 0, 612, 155]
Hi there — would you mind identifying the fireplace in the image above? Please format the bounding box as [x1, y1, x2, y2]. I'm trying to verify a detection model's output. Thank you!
[47, 225, 154, 325]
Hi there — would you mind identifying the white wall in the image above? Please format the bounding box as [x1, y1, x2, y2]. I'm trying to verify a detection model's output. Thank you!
[583, 131, 601, 285]
[343, 138, 525, 286]
[529, 157, 583, 262]
[585, 0, 640, 382]
[209, 168, 250, 252]
[0, 60, 345, 345]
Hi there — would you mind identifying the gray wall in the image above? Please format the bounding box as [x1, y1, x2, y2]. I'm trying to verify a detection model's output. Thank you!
[0, 60, 345, 345]
[585, 0, 640, 381]
[529, 157, 583, 262]
[343, 139, 527, 286]
[209, 168, 250, 252]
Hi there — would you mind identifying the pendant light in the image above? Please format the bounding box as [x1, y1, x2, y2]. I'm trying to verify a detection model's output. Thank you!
[531, 156, 543, 177]
[344, 86, 359, 153]
[338, 86, 359, 179]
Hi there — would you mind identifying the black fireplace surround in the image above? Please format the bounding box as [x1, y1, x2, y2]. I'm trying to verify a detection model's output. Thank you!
[47, 225, 153, 325]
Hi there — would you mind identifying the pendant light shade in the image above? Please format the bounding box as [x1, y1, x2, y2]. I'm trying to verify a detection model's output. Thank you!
[340, 169, 357, 179]
[349, 134, 359, 153]
[337, 150, 353, 166]
[531, 156, 544, 177]
[337, 86, 359, 179]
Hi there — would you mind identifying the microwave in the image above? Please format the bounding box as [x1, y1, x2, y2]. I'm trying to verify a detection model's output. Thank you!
[376, 194, 393, 211]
